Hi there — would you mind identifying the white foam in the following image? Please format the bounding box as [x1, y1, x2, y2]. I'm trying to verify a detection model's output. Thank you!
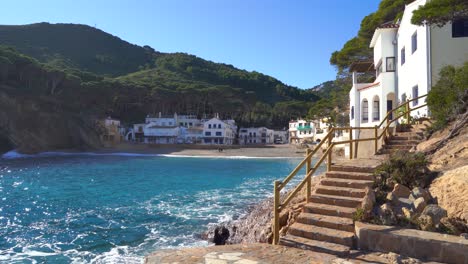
[1, 149, 299, 160]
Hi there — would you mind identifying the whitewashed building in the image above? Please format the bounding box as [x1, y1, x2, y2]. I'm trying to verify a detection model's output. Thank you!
[288, 119, 315, 144]
[273, 130, 288, 144]
[350, 0, 468, 129]
[202, 117, 237, 145]
[239, 127, 274, 145]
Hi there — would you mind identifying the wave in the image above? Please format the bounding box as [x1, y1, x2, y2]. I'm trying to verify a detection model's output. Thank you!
[1, 150, 299, 160]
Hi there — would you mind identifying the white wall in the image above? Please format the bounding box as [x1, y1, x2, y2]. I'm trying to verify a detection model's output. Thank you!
[430, 23, 468, 85]
[397, 0, 429, 117]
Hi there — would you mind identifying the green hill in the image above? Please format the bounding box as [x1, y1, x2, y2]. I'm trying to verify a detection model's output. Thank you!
[0, 23, 323, 152]
[0, 22, 157, 76]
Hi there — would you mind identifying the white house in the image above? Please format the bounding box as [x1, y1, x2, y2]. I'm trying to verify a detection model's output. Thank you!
[288, 119, 315, 144]
[239, 127, 274, 145]
[350, 0, 468, 130]
[273, 130, 288, 144]
[202, 117, 236, 145]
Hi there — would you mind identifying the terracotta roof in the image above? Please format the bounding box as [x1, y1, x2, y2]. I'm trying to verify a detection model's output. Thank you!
[378, 21, 400, 29]
[357, 82, 380, 91]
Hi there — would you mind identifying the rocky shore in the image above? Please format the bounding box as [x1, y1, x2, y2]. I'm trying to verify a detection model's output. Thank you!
[203, 174, 323, 245]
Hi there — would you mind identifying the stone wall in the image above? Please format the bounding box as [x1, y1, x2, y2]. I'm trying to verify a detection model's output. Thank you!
[355, 222, 468, 264]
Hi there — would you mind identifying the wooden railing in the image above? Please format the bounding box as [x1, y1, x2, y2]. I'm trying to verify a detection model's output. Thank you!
[272, 94, 428, 245]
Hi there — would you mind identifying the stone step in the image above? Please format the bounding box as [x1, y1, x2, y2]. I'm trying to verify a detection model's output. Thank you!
[320, 178, 374, 189]
[310, 194, 363, 208]
[384, 144, 413, 150]
[304, 203, 356, 218]
[316, 185, 366, 198]
[392, 136, 422, 141]
[296, 212, 355, 232]
[386, 140, 420, 145]
[325, 171, 374, 181]
[288, 222, 355, 247]
[330, 165, 375, 174]
[280, 235, 350, 257]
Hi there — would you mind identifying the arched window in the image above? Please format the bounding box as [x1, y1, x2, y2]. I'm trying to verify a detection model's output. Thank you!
[373, 96, 380, 121]
[362, 99, 369, 123]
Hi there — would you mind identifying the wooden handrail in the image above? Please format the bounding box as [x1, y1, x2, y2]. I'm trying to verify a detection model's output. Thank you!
[272, 94, 429, 245]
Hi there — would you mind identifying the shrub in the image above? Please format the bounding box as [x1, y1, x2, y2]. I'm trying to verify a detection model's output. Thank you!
[352, 207, 365, 222]
[427, 62, 468, 130]
[374, 151, 429, 189]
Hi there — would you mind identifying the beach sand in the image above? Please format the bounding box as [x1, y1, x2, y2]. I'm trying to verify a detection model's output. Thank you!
[97, 143, 306, 158]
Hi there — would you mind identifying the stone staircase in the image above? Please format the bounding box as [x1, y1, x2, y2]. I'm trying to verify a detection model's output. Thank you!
[379, 125, 426, 155]
[279, 165, 375, 257]
[280, 125, 427, 257]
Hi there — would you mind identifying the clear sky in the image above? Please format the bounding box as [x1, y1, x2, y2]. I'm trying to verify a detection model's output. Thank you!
[0, 0, 379, 89]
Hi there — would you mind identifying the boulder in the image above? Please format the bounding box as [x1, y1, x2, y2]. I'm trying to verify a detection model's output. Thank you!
[392, 184, 411, 198]
[402, 207, 414, 219]
[440, 217, 463, 236]
[410, 187, 431, 201]
[386, 192, 396, 203]
[361, 187, 376, 217]
[413, 197, 427, 214]
[418, 215, 435, 231]
[213, 226, 230, 245]
[377, 203, 397, 225]
[421, 205, 448, 226]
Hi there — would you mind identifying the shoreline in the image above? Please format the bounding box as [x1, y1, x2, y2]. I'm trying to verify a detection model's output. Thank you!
[2, 143, 307, 159]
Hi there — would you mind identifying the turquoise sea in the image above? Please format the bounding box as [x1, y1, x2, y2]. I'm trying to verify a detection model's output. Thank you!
[0, 152, 321, 263]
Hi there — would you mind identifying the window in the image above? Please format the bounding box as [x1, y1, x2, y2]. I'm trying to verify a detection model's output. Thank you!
[373, 99, 380, 121]
[386, 57, 395, 72]
[204, 138, 211, 143]
[208, 124, 211, 129]
[452, 18, 468, 38]
[401, 47, 406, 65]
[218, 124, 221, 129]
[215, 132, 222, 136]
[411, 32, 417, 53]
[362, 99, 369, 122]
[180, 122, 183, 126]
[376, 59, 383, 76]
[189, 122, 193, 126]
[412, 86, 419, 106]
[401, 93, 407, 103]
[205, 131, 211, 136]
[241, 129, 247, 133]
[253, 132, 257, 137]
[351, 106, 354, 119]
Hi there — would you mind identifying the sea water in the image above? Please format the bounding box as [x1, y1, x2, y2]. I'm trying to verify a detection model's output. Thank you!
[0, 152, 322, 263]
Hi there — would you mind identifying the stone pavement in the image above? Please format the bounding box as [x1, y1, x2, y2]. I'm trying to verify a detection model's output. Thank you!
[145, 244, 336, 264]
[145, 244, 437, 264]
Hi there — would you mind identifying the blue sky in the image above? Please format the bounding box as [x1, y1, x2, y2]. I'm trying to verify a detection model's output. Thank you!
[1, 0, 379, 88]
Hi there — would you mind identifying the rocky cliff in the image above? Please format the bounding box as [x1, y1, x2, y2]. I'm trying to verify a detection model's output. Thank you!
[0, 88, 102, 154]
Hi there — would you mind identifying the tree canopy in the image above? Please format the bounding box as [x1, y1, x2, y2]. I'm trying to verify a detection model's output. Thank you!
[411, 0, 468, 26]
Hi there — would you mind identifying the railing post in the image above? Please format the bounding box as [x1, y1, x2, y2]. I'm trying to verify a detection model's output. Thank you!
[374, 125, 378, 154]
[349, 128, 353, 160]
[327, 130, 333, 171]
[306, 148, 311, 203]
[406, 101, 411, 123]
[273, 180, 280, 245]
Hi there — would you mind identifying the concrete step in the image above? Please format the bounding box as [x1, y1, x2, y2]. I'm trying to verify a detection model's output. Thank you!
[304, 203, 356, 218]
[316, 185, 366, 198]
[280, 235, 350, 257]
[288, 222, 355, 247]
[330, 165, 375, 174]
[320, 178, 374, 189]
[384, 144, 413, 150]
[310, 194, 363, 208]
[325, 171, 374, 181]
[296, 212, 355, 232]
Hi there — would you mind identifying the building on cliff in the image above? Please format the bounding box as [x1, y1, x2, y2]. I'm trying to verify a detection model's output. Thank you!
[349, 0, 468, 130]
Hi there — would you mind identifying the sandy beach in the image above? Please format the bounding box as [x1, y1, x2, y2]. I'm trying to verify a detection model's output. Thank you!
[97, 143, 306, 158]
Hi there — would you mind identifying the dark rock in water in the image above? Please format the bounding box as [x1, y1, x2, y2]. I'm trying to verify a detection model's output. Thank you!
[213, 226, 230, 245]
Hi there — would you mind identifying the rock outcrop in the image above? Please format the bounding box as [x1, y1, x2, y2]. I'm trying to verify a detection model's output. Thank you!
[0, 90, 102, 154]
